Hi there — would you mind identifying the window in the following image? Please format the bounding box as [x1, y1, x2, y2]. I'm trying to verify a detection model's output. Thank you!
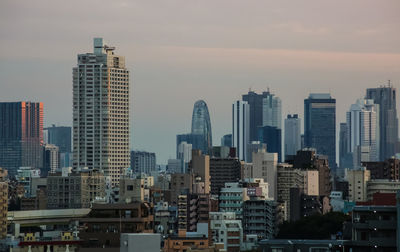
[127, 185, 133, 191]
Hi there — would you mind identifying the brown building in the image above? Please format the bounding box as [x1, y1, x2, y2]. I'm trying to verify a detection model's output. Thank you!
[164, 236, 209, 252]
[171, 173, 193, 205]
[79, 203, 154, 248]
[210, 158, 243, 195]
[0, 168, 8, 239]
[47, 169, 105, 209]
[362, 157, 400, 180]
[189, 150, 210, 194]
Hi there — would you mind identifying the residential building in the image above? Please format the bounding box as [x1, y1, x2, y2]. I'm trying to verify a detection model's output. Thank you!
[284, 114, 301, 160]
[189, 150, 210, 194]
[120, 177, 146, 203]
[252, 149, 278, 200]
[190, 100, 213, 155]
[304, 93, 336, 169]
[290, 188, 330, 221]
[47, 169, 106, 209]
[73, 38, 130, 186]
[0, 168, 7, 239]
[0, 102, 43, 177]
[346, 168, 370, 202]
[171, 173, 193, 205]
[79, 203, 154, 248]
[210, 157, 243, 195]
[366, 180, 400, 201]
[16, 167, 40, 197]
[131, 151, 156, 174]
[257, 125, 282, 162]
[366, 85, 398, 160]
[221, 134, 232, 147]
[362, 157, 400, 180]
[352, 205, 397, 249]
[219, 182, 249, 218]
[232, 100, 250, 161]
[42, 144, 59, 176]
[210, 212, 243, 252]
[243, 199, 283, 240]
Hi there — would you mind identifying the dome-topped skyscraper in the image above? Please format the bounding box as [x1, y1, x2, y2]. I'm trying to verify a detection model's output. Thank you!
[191, 100, 212, 154]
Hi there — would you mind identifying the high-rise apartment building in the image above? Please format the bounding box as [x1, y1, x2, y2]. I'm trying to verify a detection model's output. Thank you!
[304, 93, 336, 169]
[131, 151, 156, 174]
[284, 114, 301, 160]
[346, 168, 370, 202]
[252, 149, 278, 200]
[45, 125, 71, 153]
[0, 102, 43, 177]
[232, 100, 250, 161]
[210, 157, 243, 195]
[191, 100, 212, 154]
[366, 85, 398, 160]
[242, 90, 271, 141]
[42, 144, 59, 176]
[189, 150, 210, 194]
[73, 38, 130, 186]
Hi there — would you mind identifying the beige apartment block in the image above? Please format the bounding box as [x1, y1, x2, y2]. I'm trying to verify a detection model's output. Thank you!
[252, 150, 278, 200]
[73, 38, 130, 187]
[346, 168, 370, 202]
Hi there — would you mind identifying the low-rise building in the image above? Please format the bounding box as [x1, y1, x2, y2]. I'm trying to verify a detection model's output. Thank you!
[47, 169, 105, 209]
[210, 212, 243, 252]
[366, 179, 400, 201]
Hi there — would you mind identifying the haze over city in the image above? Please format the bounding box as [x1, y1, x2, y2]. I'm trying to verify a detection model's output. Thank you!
[1, 0, 400, 163]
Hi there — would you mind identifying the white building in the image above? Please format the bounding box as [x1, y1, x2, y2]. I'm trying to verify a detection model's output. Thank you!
[72, 38, 130, 186]
[284, 114, 301, 159]
[346, 99, 379, 168]
[252, 149, 278, 200]
[178, 141, 192, 173]
[232, 100, 250, 162]
[210, 212, 244, 251]
[219, 182, 249, 218]
[43, 144, 59, 174]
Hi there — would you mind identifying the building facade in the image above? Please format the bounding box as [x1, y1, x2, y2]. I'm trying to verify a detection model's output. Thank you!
[131, 151, 156, 174]
[42, 144, 59, 176]
[366, 85, 398, 160]
[252, 150, 278, 200]
[0, 168, 7, 239]
[232, 100, 250, 162]
[0, 102, 43, 177]
[346, 168, 370, 202]
[210, 157, 243, 195]
[72, 38, 130, 186]
[191, 100, 212, 155]
[284, 114, 301, 160]
[304, 93, 336, 169]
[45, 125, 71, 153]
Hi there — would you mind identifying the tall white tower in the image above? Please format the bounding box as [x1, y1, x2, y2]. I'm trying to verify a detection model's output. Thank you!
[73, 38, 130, 186]
[232, 100, 250, 161]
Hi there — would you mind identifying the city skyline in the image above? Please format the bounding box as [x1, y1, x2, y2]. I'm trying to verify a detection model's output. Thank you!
[1, 0, 400, 163]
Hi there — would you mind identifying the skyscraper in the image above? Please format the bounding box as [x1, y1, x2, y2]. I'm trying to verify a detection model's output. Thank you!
[45, 125, 71, 153]
[0, 102, 43, 177]
[258, 126, 282, 162]
[221, 134, 232, 147]
[242, 90, 271, 141]
[42, 144, 59, 177]
[178, 141, 192, 173]
[284, 114, 301, 160]
[232, 100, 250, 161]
[262, 93, 282, 129]
[366, 85, 398, 160]
[304, 93, 336, 169]
[73, 38, 130, 186]
[346, 99, 379, 167]
[191, 100, 212, 154]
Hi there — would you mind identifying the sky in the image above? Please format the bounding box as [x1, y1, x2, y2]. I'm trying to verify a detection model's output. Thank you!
[1, 0, 400, 164]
